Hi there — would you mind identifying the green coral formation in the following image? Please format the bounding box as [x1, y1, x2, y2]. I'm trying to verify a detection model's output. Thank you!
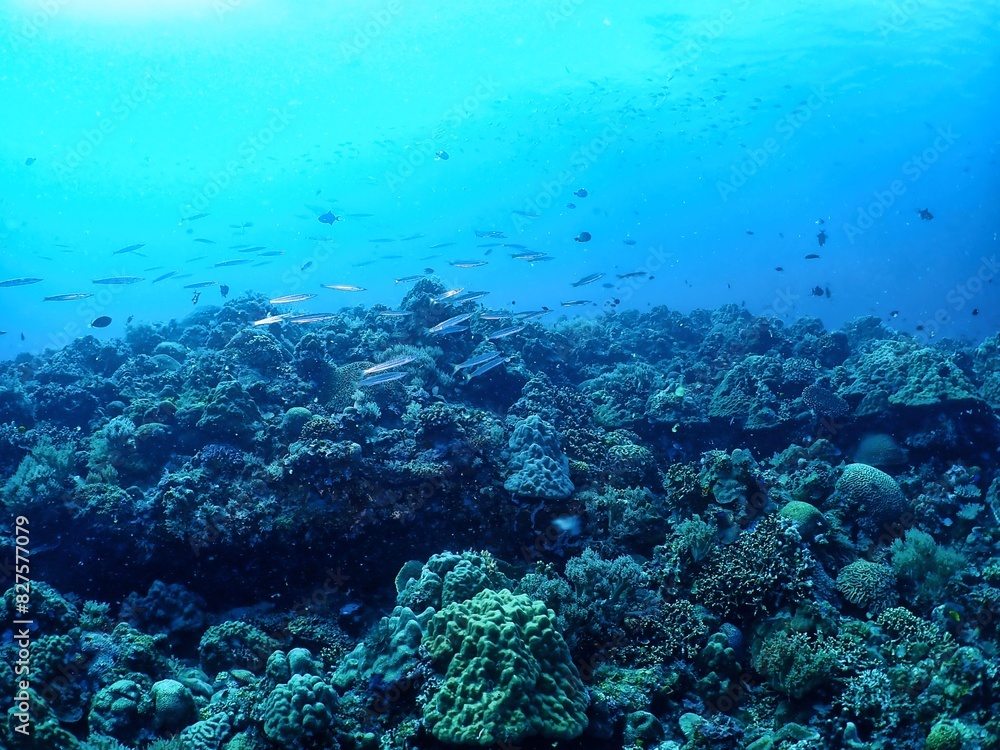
[422, 588, 588, 746]
[261, 673, 338, 745]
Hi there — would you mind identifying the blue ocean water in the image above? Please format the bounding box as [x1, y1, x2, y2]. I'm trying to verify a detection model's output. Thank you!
[1, 0, 997, 357]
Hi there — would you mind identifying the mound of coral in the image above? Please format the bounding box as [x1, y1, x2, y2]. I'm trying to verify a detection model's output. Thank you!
[1, 290, 999, 750]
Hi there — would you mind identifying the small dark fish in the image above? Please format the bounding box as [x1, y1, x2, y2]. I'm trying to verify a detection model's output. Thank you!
[44, 293, 93, 301]
[114, 243, 146, 255]
[318, 211, 340, 225]
[805, 254, 821, 260]
[184, 213, 210, 221]
[825, 286, 831, 298]
[889, 310, 899, 318]
[566, 203, 576, 209]
[811, 286, 824, 297]
[918, 208, 934, 220]
[972, 308, 979, 316]
[194, 238, 216, 244]
[575, 231, 591, 243]
[183, 281, 218, 289]
[191, 291, 201, 304]
[301, 261, 314, 271]
[152, 270, 178, 283]
[435, 150, 449, 160]
[25, 157, 36, 166]
[424, 267, 435, 273]
[20, 333, 24, 341]
[220, 284, 230, 298]
[574, 188, 588, 198]
[127, 315, 133, 324]
[815, 218, 825, 225]
[90, 316, 112, 328]
[0, 277, 44, 288]
[746, 230, 754, 235]
[623, 238, 637, 245]
[817, 230, 827, 246]
[775, 267, 784, 272]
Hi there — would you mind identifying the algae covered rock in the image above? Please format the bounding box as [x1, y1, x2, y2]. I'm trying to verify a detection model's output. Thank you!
[422, 588, 588, 745]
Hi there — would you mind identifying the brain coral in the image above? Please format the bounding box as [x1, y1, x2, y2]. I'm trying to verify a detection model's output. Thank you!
[835, 560, 897, 614]
[422, 588, 589, 746]
[504, 415, 574, 500]
[835, 463, 909, 536]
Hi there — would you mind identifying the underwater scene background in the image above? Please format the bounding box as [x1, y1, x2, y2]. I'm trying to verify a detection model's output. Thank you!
[1, 1, 999, 748]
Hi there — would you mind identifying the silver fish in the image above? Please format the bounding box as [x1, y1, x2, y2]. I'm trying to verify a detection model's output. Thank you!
[428, 325, 468, 336]
[152, 271, 178, 283]
[395, 275, 425, 283]
[378, 309, 413, 317]
[449, 260, 488, 269]
[214, 259, 252, 267]
[183, 281, 218, 289]
[270, 293, 317, 305]
[253, 314, 291, 326]
[321, 284, 366, 292]
[92, 276, 144, 285]
[0, 277, 44, 288]
[488, 325, 525, 340]
[561, 300, 594, 307]
[430, 288, 464, 303]
[466, 356, 510, 380]
[358, 371, 407, 387]
[572, 272, 605, 287]
[363, 355, 416, 376]
[449, 290, 490, 303]
[288, 313, 337, 324]
[114, 243, 146, 255]
[454, 351, 500, 372]
[44, 293, 93, 301]
[429, 312, 474, 333]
